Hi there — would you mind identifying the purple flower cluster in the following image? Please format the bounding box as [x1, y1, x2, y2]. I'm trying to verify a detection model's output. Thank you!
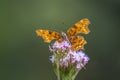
[49, 40, 89, 70]
[60, 50, 89, 69]
[49, 40, 71, 52]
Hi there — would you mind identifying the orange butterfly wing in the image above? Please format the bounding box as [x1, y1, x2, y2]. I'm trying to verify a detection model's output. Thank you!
[36, 30, 61, 43]
[67, 18, 90, 51]
[70, 36, 87, 51]
[67, 18, 90, 36]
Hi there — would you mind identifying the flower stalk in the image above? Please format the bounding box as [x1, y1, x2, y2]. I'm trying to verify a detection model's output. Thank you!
[56, 54, 60, 80]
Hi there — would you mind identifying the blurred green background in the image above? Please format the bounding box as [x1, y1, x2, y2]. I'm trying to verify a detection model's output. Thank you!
[0, 0, 120, 80]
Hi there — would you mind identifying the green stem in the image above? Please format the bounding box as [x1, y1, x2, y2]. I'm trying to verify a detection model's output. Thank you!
[56, 55, 60, 80]
[72, 69, 81, 80]
[69, 76, 74, 80]
[62, 77, 74, 80]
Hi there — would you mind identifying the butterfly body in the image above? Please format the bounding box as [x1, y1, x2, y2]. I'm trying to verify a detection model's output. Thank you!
[36, 18, 90, 51]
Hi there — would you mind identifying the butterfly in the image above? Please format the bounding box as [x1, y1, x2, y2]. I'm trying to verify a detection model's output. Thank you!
[36, 18, 90, 51]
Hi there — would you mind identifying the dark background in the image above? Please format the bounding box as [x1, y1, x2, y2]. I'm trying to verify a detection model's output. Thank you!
[0, 0, 120, 80]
